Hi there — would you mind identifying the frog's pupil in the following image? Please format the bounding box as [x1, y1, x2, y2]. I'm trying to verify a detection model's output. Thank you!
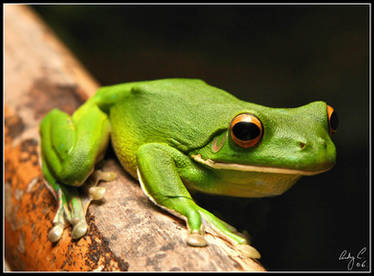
[330, 111, 339, 130]
[233, 122, 260, 141]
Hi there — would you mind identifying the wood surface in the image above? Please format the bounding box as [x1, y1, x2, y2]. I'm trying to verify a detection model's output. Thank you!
[4, 4, 266, 271]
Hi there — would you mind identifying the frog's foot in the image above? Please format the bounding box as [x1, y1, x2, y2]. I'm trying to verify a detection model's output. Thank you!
[48, 185, 88, 241]
[48, 194, 88, 242]
[47, 170, 117, 243]
[196, 207, 261, 259]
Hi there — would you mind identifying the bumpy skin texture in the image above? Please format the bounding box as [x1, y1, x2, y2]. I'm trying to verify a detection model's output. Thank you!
[39, 78, 336, 257]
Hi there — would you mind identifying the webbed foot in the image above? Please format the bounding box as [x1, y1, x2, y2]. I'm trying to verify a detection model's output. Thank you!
[197, 207, 261, 259]
[47, 170, 117, 242]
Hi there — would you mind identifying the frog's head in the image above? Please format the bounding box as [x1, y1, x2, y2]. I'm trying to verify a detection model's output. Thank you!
[190, 101, 338, 197]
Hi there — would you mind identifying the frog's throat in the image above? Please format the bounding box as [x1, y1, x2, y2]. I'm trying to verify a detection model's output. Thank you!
[191, 154, 331, 176]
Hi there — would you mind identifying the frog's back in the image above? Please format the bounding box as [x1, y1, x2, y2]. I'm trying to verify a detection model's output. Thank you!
[107, 78, 246, 176]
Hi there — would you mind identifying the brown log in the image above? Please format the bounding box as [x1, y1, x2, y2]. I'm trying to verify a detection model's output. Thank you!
[4, 4, 266, 271]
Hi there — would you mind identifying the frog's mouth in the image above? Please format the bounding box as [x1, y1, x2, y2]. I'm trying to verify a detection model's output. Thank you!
[191, 154, 332, 176]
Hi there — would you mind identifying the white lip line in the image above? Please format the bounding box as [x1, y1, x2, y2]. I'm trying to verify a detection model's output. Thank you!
[191, 154, 331, 176]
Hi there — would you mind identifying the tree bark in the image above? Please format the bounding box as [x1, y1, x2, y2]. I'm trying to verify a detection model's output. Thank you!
[4, 4, 266, 271]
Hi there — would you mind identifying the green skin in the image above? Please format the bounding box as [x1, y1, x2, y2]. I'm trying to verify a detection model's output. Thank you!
[40, 78, 336, 258]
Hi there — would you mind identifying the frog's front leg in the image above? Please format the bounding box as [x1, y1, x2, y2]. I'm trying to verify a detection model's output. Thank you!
[136, 143, 260, 258]
[39, 103, 113, 242]
[136, 143, 206, 245]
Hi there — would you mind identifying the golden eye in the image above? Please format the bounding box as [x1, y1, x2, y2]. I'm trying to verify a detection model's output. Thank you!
[327, 105, 339, 136]
[230, 113, 263, 148]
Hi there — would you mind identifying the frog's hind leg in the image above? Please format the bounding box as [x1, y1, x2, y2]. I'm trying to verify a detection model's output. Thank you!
[39, 103, 111, 242]
[42, 155, 93, 242]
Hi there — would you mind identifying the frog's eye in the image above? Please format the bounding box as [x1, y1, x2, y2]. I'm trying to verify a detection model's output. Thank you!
[327, 105, 339, 136]
[230, 113, 263, 148]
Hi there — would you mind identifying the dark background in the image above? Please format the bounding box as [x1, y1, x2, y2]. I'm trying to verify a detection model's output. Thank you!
[32, 4, 370, 271]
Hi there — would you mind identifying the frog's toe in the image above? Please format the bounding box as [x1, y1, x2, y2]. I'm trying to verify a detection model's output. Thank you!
[95, 170, 117, 182]
[83, 169, 116, 205]
[48, 190, 70, 243]
[187, 230, 208, 247]
[71, 220, 88, 240]
[48, 223, 64, 243]
[197, 207, 247, 245]
[90, 170, 117, 186]
[89, 186, 106, 200]
[236, 243, 261, 259]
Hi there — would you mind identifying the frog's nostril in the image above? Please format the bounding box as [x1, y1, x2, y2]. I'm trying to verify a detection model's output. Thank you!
[298, 141, 306, 149]
[323, 140, 327, 149]
[317, 137, 327, 149]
